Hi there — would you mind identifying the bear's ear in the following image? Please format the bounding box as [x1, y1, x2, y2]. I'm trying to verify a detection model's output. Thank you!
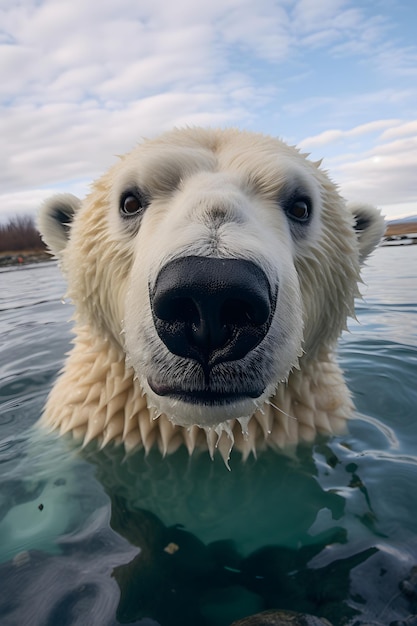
[38, 193, 81, 257]
[347, 202, 386, 263]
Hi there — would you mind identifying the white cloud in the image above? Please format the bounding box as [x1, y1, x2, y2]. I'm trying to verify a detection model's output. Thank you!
[299, 119, 401, 150]
[292, 0, 348, 31]
[1, 0, 417, 222]
[0, 185, 89, 223]
[0, 92, 248, 192]
[295, 116, 417, 218]
[330, 132, 417, 212]
[380, 120, 417, 141]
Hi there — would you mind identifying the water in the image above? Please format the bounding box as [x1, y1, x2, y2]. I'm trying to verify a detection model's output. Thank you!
[0, 246, 416, 626]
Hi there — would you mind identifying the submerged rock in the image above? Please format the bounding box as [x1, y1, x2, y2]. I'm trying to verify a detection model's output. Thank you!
[231, 608, 333, 625]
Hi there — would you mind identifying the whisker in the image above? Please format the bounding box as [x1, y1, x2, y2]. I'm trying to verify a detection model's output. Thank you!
[267, 400, 298, 421]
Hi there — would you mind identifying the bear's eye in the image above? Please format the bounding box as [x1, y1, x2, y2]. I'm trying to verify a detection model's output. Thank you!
[286, 198, 311, 223]
[120, 191, 147, 218]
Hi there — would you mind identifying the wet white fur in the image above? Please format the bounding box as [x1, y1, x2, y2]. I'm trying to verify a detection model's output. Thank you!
[38, 128, 385, 464]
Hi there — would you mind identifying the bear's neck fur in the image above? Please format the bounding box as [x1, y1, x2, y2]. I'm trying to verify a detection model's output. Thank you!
[40, 325, 353, 464]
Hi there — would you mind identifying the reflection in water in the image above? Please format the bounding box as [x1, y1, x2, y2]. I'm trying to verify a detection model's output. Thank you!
[110, 493, 353, 625]
[94, 444, 417, 625]
[0, 438, 417, 625]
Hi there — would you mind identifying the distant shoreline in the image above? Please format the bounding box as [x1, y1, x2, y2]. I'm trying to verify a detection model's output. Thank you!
[383, 220, 417, 246]
[0, 250, 53, 267]
[1, 220, 417, 267]
[384, 221, 417, 237]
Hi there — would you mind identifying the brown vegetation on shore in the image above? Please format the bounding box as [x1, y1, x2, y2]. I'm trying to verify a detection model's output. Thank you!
[0, 215, 51, 266]
[0, 215, 46, 253]
[384, 220, 417, 237]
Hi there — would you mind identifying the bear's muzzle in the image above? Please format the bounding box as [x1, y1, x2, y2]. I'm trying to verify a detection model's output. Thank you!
[149, 256, 276, 402]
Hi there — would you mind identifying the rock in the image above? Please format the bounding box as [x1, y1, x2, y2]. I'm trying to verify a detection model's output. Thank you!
[231, 608, 333, 625]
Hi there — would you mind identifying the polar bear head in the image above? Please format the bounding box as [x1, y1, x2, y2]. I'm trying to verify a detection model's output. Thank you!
[38, 128, 384, 459]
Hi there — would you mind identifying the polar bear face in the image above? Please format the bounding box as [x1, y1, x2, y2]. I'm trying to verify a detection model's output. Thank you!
[39, 128, 384, 448]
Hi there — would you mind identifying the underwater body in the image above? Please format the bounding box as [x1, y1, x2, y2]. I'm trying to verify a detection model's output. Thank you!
[0, 244, 417, 625]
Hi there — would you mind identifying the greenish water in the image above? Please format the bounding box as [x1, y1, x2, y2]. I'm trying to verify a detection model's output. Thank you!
[0, 245, 416, 625]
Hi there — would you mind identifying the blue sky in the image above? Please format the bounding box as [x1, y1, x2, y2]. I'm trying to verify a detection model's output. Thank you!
[1, 0, 416, 222]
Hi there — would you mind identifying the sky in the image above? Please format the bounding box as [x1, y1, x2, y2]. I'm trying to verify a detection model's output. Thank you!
[1, 0, 416, 223]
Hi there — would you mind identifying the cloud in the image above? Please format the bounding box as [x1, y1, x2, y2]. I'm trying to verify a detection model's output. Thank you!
[330, 130, 417, 210]
[0, 92, 249, 191]
[296, 115, 417, 217]
[298, 119, 401, 150]
[1, 0, 417, 222]
[379, 120, 417, 141]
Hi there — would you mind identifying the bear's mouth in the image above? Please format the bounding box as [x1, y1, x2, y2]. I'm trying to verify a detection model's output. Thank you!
[147, 379, 263, 406]
[145, 255, 274, 415]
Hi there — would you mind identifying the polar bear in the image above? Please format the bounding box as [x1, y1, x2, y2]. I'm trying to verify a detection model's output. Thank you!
[38, 128, 384, 464]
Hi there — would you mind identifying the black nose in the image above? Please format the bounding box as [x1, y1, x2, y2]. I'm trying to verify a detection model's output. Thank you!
[151, 256, 275, 369]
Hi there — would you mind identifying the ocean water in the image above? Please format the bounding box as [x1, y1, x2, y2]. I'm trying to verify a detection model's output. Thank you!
[0, 245, 416, 626]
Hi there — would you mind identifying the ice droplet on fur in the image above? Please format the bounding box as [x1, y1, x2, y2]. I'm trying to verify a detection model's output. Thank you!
[237, 416, 251, 438]
[214, 420, 234, 445]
